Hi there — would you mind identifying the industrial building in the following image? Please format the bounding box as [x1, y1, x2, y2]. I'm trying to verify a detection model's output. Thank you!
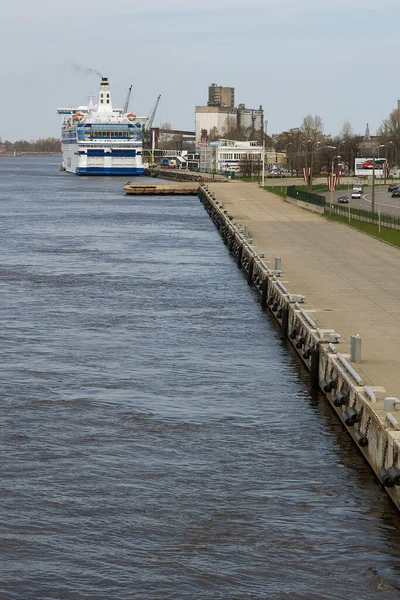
[196, 83, 264, 144]
[208, 83, 235, 108]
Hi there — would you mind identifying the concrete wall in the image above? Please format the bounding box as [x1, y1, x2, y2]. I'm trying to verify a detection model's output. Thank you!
[286, 196, 325, 214]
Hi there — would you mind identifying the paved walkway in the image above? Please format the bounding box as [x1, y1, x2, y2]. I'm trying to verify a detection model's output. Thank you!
[208, 182, 400, 398]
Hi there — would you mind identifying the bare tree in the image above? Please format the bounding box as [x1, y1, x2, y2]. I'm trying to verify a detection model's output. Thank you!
[340, 120, 353, 139]
[222, 116, 246, 141]
[300, 115, 324, 191]
[209, 126, 220, 141]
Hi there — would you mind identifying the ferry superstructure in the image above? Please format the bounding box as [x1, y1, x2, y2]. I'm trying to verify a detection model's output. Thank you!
[57, 77, 146, 175]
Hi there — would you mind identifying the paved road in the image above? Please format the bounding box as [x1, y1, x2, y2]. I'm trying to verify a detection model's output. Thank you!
[265, 177, 400, 217]
[329, 185, 400, 217]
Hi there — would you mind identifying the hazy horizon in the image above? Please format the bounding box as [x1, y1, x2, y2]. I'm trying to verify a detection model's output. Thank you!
[1, 0, 399, 142]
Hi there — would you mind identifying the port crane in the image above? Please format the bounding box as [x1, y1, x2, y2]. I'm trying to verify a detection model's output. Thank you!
[143, 94, 161, 166]
[122, 85, 133, 114]
[145, 94, 161, 130]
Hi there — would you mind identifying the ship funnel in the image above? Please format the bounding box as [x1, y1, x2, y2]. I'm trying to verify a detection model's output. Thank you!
[97, 76, 113, 113]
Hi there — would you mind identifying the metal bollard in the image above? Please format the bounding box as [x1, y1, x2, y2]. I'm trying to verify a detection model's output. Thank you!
[350, 334, 362, 363]
[274, 257, 281, 271]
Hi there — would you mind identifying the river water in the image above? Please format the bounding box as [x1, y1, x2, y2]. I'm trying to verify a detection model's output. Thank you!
[0, 156, 399, 599]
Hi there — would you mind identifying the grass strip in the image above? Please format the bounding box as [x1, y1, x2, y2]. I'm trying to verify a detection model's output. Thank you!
[324, 213, 400, 247]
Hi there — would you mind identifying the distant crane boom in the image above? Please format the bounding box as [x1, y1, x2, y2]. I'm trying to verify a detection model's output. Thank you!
[146, 94, 161, 130]
[122, 85, 132, 114]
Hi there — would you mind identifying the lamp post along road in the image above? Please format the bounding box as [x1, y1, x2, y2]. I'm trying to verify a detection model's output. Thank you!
[284, 142, 293, 195]
[326, 145, 336, 214]
[372, 155, 375, 216]
[371, 145, 384, 216]
[261, 139, 265, 187]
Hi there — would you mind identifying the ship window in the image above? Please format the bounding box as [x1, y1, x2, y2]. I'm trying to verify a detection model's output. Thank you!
[107, 100, 110, 104]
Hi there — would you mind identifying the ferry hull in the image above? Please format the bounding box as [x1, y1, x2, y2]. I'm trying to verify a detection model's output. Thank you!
[76, 167, 145, 175]
[62, 145, 144, 176]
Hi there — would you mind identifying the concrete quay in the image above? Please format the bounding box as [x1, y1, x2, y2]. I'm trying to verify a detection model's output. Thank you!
[199, 181, 400, 509]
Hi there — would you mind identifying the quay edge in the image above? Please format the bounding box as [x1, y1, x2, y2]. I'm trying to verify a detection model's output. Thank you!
[197, 184, 400, 512]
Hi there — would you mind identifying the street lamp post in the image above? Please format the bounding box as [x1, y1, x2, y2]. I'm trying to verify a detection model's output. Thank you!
[285, 142, 293, 194]
[348, 150, 353, 197]
[300, 142, 308, 187]
[384, 141, 394, 184]
[372, 154, 375, 215]
[371, 144, 384, 215]
[261, 138, 265, 188]
[326, 146, 336, 213]
[339, 140, 345, 183]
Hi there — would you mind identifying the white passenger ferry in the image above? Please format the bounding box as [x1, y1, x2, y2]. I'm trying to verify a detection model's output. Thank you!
[57, 77, 146, 175]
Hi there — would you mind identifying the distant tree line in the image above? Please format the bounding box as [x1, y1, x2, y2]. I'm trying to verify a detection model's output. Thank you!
[0, 137, 61, 153]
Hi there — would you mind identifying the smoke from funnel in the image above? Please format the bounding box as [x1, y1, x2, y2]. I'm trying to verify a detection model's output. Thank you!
[68, 61, 102, 78]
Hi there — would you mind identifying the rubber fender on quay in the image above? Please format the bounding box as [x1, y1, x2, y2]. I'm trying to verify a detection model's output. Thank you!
[302, 347, 312, 360]
[322, 377, 335, 393]
[268, 297, 274, 306]
[387, 466, 400, 486]
[332, 391, 349, 407]
[272, 302, 279, 312]
[296, 337, 305, 349]
[277, 309, 283, 319]
[378, 468, 395, 487]
[289, 328, 298, 340]
[345, 406, 360, 427]
[354, 430, 368, 447]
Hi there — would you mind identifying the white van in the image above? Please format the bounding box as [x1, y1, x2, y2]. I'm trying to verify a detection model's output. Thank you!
[353, 184, 363, 193]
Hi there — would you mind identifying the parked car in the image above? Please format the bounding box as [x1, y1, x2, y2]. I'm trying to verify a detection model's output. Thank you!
[351, 191, 362, 199]
[392, 188, 400, 197]
[388, 184, 399, 192]
[337, 195, 349, 204]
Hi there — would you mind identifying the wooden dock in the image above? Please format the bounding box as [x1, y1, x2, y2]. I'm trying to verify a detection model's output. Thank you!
[124, 181, 200, 195]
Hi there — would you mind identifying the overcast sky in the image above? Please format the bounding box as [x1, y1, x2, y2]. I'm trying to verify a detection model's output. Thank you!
[1, 0, 399, 141]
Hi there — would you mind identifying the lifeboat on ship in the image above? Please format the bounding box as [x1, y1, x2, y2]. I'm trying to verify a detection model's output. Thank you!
[72, 112, 85, 120]
[127, 113, 136, 121]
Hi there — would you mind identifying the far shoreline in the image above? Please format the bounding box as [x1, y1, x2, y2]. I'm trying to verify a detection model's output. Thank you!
[0, 152, 61, 156]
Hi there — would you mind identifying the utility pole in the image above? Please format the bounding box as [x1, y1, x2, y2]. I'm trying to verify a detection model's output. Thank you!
[372, 154, 375, 216]
[384, 144, 387, 186]
[261, 138, 265, 187]
[330, 152, 334, 213]
[309, 144, 314, 193]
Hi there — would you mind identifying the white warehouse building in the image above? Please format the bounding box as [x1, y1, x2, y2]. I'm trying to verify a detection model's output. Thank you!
[199, 139, 263, 173]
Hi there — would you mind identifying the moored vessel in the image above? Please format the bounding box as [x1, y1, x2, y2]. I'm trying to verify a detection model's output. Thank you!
[57, 77, 146, 175]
